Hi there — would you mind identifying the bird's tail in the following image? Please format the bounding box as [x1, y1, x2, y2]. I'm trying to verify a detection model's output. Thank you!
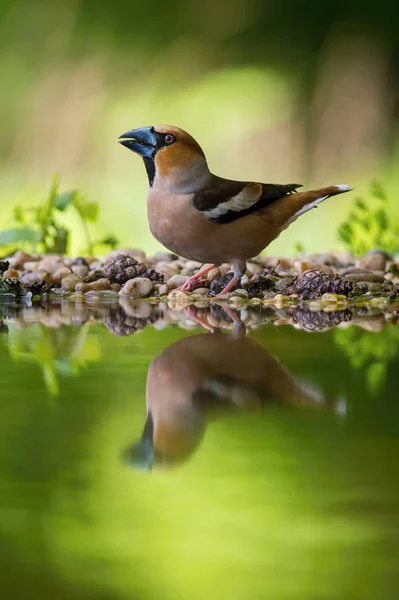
[273, 184, 353, 228]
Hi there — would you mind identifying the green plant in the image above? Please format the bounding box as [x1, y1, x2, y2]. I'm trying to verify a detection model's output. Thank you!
[334, 325, 399, 396]
[337, 181, 399, 256]
[0, 175, 118, 255]
[7, 322, 102, 395]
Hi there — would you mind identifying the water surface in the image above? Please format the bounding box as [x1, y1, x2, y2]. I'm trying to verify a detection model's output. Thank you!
[1, 302, 398, 600]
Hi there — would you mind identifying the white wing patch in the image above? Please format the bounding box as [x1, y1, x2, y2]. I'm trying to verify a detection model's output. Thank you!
[203, 182, 262, 220]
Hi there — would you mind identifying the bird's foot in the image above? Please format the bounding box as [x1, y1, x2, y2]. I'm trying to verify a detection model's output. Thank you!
[177, 264, 216, 292]
[178, 276, 198, 292]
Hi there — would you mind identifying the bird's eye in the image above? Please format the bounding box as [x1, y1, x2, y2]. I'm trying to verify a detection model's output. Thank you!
[164, 133, 176, 145]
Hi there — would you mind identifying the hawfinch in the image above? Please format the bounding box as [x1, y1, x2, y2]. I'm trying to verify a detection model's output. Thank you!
[122, 328, 324, 470]
[119, 125, 353, 294]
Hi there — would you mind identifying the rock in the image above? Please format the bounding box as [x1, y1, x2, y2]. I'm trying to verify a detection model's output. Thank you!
[61, 274, 82, 291]
[104, 255, 163, 284]
[75, 278, 111, 293]
[74, 257, 90, 267]
[234, 289, 249, 298]
[206, 267, 222, 281]
[21, 270, 51, 286]
[167, 274, 189, 289]
[71, 264, 89, 278]
[105, 247, 146, 263]
[342, 268, 384, 283]
[146, 251, 178, 265]
[154, 283, 169, 296]
[9, 251, 36, 269]
[321, 293, 346, 303]
[0, 260, 10, 273]
[119, 277, 154, 298]
[357, 252, 387, 272]
[52, 267, 72, 284]
[38, 256, 65, 274]
[83, 269, 105, 283]
[23, 261, 41, 272]
[3, 269, 19, 278]
[194, 287, 209, 295]
[184, 260, 203, 272]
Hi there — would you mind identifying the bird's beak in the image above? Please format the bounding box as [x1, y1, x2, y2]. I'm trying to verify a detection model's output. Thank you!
[118, 126, 157, 158]
[121, 411, 155, 471]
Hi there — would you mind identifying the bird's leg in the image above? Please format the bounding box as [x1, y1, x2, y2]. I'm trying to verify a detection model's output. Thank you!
[178, 264, 216, 291]
[184, 307, 216, 332]
[217, 259, 246, 296]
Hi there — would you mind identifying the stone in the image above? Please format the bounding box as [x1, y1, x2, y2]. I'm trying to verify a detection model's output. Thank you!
[119, 277, 154, 298]
[71, 264, 89, 278]
[3, 269, 19, 278]
[9, 251, 36, 269]
[21, 270, 51, 286]
[61, 274, 82, 291]
[357, 252, 387, 272]
[167, 274, 189, 289]
[75, 278, 111, 293]
[343, 269, 384, 283]
[38, 256, 65, 274]
[52, 267, 72, 284]
[105, 247, 146, 263]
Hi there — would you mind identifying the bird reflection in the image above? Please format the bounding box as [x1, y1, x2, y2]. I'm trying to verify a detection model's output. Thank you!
[123, 309, 326, 471]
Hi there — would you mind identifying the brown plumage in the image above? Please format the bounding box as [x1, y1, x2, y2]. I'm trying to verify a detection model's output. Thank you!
[119, 125, 353, 294]
[123, 328, 324, 470]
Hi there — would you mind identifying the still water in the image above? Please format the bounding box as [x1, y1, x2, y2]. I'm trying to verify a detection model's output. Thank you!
[0, 301, 398, 600]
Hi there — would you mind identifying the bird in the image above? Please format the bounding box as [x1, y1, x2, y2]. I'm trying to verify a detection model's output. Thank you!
[118, 125, 353, 295]
[122, 317, 325, 470]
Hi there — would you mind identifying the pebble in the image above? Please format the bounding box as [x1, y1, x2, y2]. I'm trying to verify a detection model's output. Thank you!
[75, 278, 111, 293]
[343, 269, 384, 283]
[61, 274, 82, 291]
[357, 252, 387, 272]
[52, 267, 72, 284]
[38, 256, 65, 274]
[105, 247, 146, 262]
[119, 277, 154, 298]
[9, 251, 36, 269]
[21, 270, 51, 286]
[71, 264, 89, 278]
[3, 269, 19, 278]
[167, 274, 189, 289]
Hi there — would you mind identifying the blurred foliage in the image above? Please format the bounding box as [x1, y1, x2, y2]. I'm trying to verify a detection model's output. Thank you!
[7, 322, 102, 395]
[334, 325, 399, 395]
[0, 176, 118, 256]
[337, 182, 399, 256]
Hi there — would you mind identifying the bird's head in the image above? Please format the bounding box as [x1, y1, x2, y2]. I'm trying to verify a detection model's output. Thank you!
[118, 125, 209, 190]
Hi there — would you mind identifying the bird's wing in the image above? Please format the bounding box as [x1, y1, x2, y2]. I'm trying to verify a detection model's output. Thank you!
[193, 178, 302, 224]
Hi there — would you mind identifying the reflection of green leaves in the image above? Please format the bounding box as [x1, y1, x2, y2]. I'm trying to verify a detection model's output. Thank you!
[7, 323, 102, 396]
[0, 176, 118, 256]
[334, 326, 399, 395]
[337, 181, 399, 256]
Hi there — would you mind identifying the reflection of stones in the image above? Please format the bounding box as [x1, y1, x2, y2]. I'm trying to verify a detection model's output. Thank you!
[123, 328, 328, 471]
[104, 303, 159, 337]
[290, 307, 352, 331]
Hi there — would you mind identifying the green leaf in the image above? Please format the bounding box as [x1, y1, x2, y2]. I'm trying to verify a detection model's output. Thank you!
[99, 234, 119, 249]
[13, 205, 25, 223]
[355, 198, 367, 211]
[370, 180, 386, 201]
[54, 190, 78, 211]
[0, 227, 38, 246]
[80, 202, 99, 222]
[375, 208, 389, 231]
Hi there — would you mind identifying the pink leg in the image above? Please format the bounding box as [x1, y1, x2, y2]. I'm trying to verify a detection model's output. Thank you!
[178, 264, 216, 291]
[217, 274, 239, 296]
